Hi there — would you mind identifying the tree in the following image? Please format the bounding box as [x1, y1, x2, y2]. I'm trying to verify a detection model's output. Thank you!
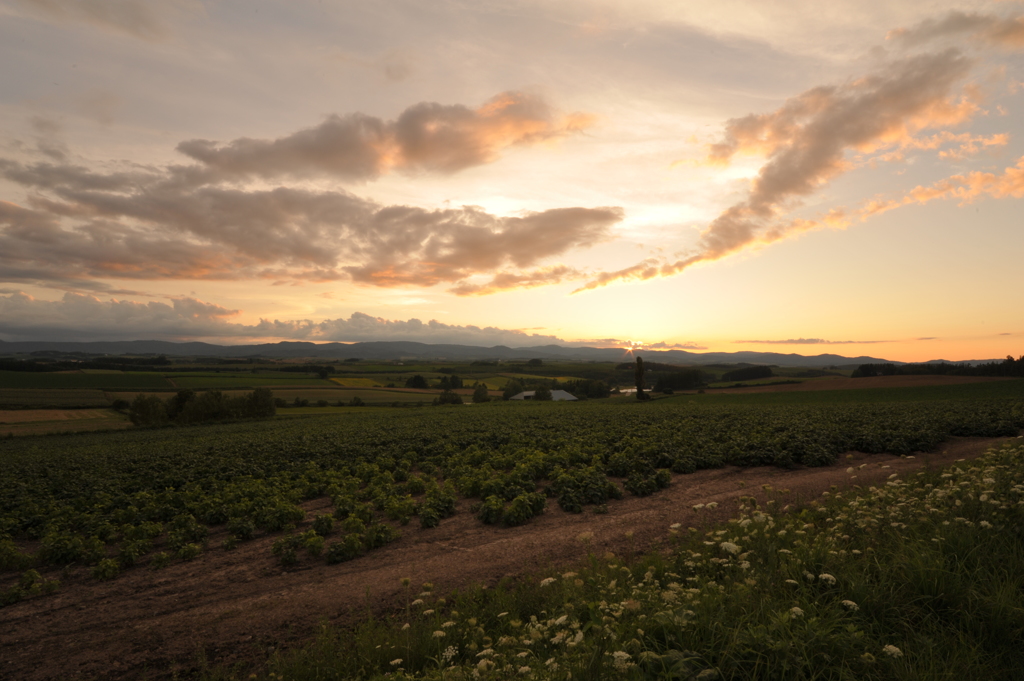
[405, 375, 428, 389]
[472, 383, 491, 403]
[241, 387, 276, 418]
[533, 386, 552, 401]
[634, 356, 650, 401]
[434, 389, 463, 405]
[527, 358, 543, 366]
[128, 394, 169, 426]
[503, 379, 525, 400]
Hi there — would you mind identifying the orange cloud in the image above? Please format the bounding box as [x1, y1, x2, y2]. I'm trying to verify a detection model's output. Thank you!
[176, 91, 595, 181]
[578, 50, 976, 293]
[448, 265, 584, 296]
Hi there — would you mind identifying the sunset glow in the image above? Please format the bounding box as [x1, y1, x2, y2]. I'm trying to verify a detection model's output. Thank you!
[2, 1, 1023, 362]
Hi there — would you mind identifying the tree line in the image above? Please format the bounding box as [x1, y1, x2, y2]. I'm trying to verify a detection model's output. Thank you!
[129, 388, 276, 426]
[852, 355, 1024, 379]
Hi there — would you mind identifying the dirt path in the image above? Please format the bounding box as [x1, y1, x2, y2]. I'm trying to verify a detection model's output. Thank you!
[1, 435, 1020, 681]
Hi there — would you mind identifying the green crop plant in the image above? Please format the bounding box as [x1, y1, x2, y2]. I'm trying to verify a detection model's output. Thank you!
[312, 513, 334, 536]
[92, 558, 120, 580]
[326, 533, 364, 564]
[148, 552, 171, 569]
[227, 516, 256, 541]
[272, 534, 302, 566]
[301, 529, 325, 557]
[176, 543, 203, 561]
[477, 496, 505, 525]
[362, 523, 400, 549]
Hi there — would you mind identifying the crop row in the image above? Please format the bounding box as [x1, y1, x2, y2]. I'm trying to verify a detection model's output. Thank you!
[2, 399, 1022, 589]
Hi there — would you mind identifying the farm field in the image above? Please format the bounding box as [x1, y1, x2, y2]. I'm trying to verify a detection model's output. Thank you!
[0, 388, 111, 409]
[0, 409, 130, 437]
[168, 374, 336, 389]
[1, 381, 1023, 679]
[0, 370, 173, 390]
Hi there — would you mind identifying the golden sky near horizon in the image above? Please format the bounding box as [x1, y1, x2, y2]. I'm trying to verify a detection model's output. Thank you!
[1, 0, 1023, 362]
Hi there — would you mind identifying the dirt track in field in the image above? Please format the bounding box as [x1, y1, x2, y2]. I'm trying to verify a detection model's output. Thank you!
[2, 434, 1021, 681]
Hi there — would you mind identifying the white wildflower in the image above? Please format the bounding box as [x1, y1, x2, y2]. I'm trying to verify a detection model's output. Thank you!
[390, 658, 403, 666]
[882, 644, 903, 658]
[818, 573, 837, 585]
[790, 607, 804, 617]
[442, 620, 456, 628]
[540, 577, 556, 587]
[432, 630, 446, 638]
[719, 542, 741, 554]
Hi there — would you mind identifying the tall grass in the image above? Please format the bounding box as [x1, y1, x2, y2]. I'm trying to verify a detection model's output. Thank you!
[207, 440, 1024, 680]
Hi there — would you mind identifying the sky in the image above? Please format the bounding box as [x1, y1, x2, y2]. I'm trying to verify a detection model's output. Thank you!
[1, 0, 1023, 362]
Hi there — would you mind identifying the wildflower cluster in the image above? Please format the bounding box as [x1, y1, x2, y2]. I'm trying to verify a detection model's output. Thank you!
[254, 442, 1024, 680]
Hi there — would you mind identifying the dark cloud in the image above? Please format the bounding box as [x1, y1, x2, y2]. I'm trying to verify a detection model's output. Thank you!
[575, 49, 976, 293]
[176, 91, 595, 181]
[0, 159, 620, 290]
[1, 90, 613, 295]
[0, 293, 578, 346]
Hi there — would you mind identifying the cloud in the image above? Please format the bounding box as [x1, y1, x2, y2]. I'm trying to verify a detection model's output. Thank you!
[860, 154, 1024, 218]
[10, 0, 193, 40]
[575, 49, 977, 293]
[446, 266, 584, 296]
[644, 341, 708, 350]
[0, 291, 239, 341]
[734, 338, 890, 345]
[888, 11, 1024, 50]
[0, 292, 576, 345]
[176, 91, 595, 182]
[0, 160, 621, 292]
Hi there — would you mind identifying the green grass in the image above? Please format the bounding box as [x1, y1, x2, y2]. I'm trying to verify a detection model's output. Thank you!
[203, 441, 1024, 681]
[0, 388, 111, 408]
[167, 373, 336, 389]
[0, 371, 172, 390]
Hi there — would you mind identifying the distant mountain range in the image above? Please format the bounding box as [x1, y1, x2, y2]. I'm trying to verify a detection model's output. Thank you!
[0, 338, 993, 367]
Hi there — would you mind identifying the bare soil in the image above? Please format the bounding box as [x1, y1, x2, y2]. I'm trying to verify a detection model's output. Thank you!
[1, 435, 1020, 681]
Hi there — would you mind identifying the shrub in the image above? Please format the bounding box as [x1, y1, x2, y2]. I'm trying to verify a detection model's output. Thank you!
[92, 558, 120, 580]
[149, 552, 171, 569]
[419, 507, 441, 529]
[227, 516, 256, 541]
[478, 496, 505, 525]
[272, 535, 302, 566]
[176, 543, 203, 561]
[363, 523, 400, 549]
[326, 534, 363, 564]
[301, 530, 324, 558]
[0, 539, 31, 572]
[312, 514, 334, 536]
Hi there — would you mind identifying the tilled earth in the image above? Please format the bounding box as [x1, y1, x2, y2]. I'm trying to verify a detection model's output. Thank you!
[1, 435, 1019, 681]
